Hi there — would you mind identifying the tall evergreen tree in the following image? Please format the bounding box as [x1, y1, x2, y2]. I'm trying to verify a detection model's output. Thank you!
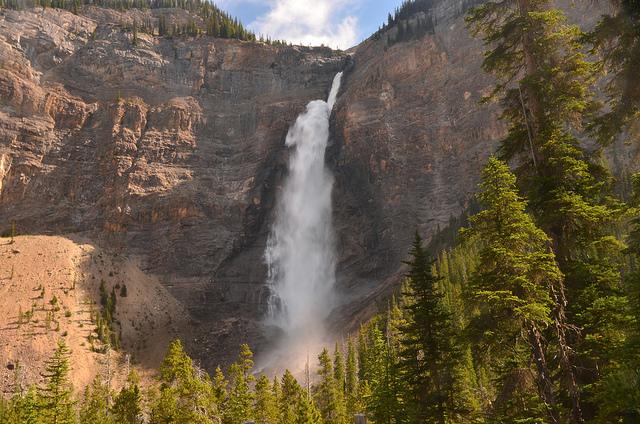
[279, 370, 303, 424]
[345, 338, 361, 417]
[399, 233, 467, 424]
[590, 173, 640, 422]
[295, 395, 323, 424]
[39, 340, 76, 424]
[152, 339, 218, 424]
[79, 375, 113, 424]
[224, 344, 255, 424]
[463, 157, 567, 423]
[254, 375, 278, 424]
[467, 2, 627, 421]
[359, 321, 406, 424]
[313, 348, 346, 424]
[112, 371, 143, 424]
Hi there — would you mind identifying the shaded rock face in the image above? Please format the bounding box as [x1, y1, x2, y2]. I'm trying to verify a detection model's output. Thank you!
[328, 2, 502, 329]
[1, 2, 635, 367]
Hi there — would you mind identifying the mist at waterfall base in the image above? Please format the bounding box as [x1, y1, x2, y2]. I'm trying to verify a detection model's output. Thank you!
[259, 73, 343, 375]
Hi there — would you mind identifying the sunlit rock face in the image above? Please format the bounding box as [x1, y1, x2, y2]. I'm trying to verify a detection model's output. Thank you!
[1, 1, 635, 370]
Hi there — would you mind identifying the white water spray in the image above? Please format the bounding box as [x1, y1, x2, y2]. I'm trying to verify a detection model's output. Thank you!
[262, 72, 343, 372]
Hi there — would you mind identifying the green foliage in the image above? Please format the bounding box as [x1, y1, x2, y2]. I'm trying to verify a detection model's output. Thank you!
[79, 375, 113, 424]
[399, 233, 480, 423]
[152, 339, 218, 424]
[5, 386, 41, 424]
[40, 340, 76, 424]
[344, 338, 362, 417]
[313, 348, 346, 424]
[112, 371, 143, 424]
[223, 344, 255, 424]
[254, 375, 278, 424]
[463, 157, 562, 422]
[295, 394, 323, 424]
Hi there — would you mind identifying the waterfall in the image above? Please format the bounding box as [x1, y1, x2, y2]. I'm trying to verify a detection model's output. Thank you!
[262, 72, 343, 372]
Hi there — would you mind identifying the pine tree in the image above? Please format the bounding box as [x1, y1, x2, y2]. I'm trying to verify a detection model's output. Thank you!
[212, 365, 228, 410]
[333, 343, 347, 422]
[398, 233, 466, 424]
[590, 173, 640, 422]
[313, 348, 346, 424]
[112, 371, 142, 424]
[152, 339, 217, 424]
[39, 340, 76, 424]
[462, 157, 564, 423]
[79, 375, 112, 423]
[224, 344, 255, 424]
[295, 394, 323, 424]
[467, 2, 627, 421]
[254, 375, 278, 424]
[279, 370, 302, 424]
[7, 386, 40, 424]
[359, 321, 405, 424]
[345, 338, 361, 417]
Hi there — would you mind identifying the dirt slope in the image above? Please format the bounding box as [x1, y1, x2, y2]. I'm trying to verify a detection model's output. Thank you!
[0, 235, 189, 394]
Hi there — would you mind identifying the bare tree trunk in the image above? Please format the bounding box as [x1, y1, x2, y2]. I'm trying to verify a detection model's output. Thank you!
[550, 280, 584, 423]
[527, 322, 559, 424]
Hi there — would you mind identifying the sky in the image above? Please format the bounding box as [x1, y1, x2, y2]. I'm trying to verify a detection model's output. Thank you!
[216, 0, 406, 50]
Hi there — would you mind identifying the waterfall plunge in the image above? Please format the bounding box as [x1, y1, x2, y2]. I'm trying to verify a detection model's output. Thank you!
[262, 73, 343, 372]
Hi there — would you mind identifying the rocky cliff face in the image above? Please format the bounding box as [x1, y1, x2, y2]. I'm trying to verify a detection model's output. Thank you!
[1, 2, 635, 368]
[0, 6, 346, 364]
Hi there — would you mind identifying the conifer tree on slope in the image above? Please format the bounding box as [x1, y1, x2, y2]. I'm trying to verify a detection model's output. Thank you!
[6, 386, 40, 424]
[79, 375, 113, 424]
[152, 339, 217, 424]
[279, 370, 303, 424]
[345, 338, 361, 417]
[398, 232, 466, 424]
[224, 344, 255, 424]
[40, 340, 76, 424]
[112, 371, 143, 424]
[467, 2, 626, 421]
[591, 173, 640, 422]
[254, 375, 278, 424]
[314, 348, 346, 424]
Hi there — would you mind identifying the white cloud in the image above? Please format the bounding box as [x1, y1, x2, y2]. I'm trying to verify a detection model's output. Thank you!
[249, 0, 360, 50]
